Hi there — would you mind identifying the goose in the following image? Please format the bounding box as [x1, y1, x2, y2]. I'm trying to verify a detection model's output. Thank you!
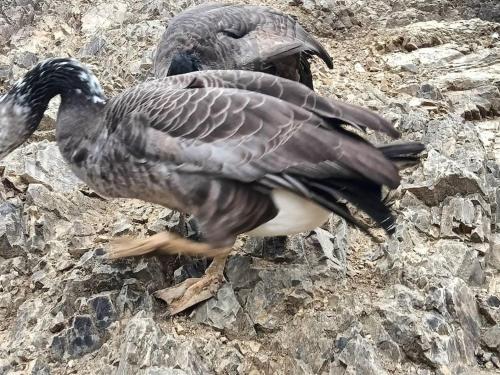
[0, 58, 424, 315]
[153, 3, 333, 90]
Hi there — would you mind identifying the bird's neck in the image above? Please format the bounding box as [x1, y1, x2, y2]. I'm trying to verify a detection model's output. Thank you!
[7, 59, 107, 133]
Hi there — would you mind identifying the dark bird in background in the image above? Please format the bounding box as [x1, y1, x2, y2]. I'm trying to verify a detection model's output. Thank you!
[0, 58, 424, 314]
[153, 3, 333, 90]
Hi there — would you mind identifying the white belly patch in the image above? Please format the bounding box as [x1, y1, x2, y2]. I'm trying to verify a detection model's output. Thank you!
[246, 188, 331, 237]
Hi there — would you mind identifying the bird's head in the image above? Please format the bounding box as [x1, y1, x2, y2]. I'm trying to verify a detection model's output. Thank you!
[0, 57, 105, 160]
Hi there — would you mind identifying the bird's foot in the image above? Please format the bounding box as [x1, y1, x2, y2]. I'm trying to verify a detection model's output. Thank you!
[154, 253, 229, 315]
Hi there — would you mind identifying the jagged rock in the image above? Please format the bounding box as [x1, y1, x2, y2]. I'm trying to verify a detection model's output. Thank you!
[403, 150, 486, 206]
[173, 259, 208, 284]
[482, 325, 500, 353]
[243, 236, 293, 262]
[27, 358, 50, 375]
[0, 65, 12, 82]
[50, 315, 101, 359]
[382, 44, 464, 70]
[384, 19, 500, 51]
[440, 196, 491, 243]
[490, 234, 500, 271]
[446, 85, 500, 120]
[116, 312, 163, 373]
[143, 368, 187, 375]
[0, 201, 25, 258]
[306, 225, 348, 277]
[192, 283, 256, 338]
[14, 51, 38, 69]
[86, 292, 118, 329]
[337, 335, 387, 375]
[0, 141, 83, 193]
[81, 2, 130, 35]
[226, 255, 314, 331]
[431, 53, 500, 91]
[79, 36, 107, 57]
[477, 295, 500, 325]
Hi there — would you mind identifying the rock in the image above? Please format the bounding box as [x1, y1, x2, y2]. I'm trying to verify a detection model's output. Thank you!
[192, 283, 256, 338]
[0, 201, 26, 258]
[306, 226, 348, 277]
[116, 312, 163, 373]
[81, 2, 130, 35]
[337, 335, 387, 375]
[446, 85, 500, 120]
[14, 51, 38, 69]
[403, 150, 486, 206]
[490, 233, 500, 271]
[382, 44, 464, 70]
[243, 236, 293, 262]
[79, 36, 107, 57]
[163, 340, 214, 375]
[226, 255, 314, 331]
[0, 141, 83, 193]
[431, 54, 500, 92]
[477, 295, 500, 324]
[143, 368, 188, 375]
[173, 259, 208, 284]
[51, 315, 101, 359]
[87, 292, 118, 329]
[482, 325, 500, 353]
[440, 196, 491, 242]
[27, 358, 50, 375]
[0, 64, 12, 83]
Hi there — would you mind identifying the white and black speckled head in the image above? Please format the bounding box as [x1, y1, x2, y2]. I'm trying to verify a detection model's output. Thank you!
[0, 57, 106, 159]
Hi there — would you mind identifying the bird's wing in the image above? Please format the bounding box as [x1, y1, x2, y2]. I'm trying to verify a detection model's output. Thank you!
[154, 4, 333, 76]
[105, 72, 405, 235]
[215, 5, 333, 69]
[156, 70, 399, 138]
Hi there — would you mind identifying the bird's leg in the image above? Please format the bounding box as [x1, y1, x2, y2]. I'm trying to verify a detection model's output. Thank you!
[106, 232, 232, 315]
[107, 231, 230, 259]
[154, 251, 231, 315]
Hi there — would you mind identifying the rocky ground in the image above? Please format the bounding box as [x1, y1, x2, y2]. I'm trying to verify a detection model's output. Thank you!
[0, 0, 499, 374]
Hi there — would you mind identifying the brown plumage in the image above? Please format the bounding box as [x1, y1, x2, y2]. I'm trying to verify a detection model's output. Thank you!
[0, 59, 424, 314]
[153, 3, 333, 89]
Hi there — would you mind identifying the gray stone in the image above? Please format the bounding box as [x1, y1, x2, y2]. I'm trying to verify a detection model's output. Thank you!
[243, 235, 293, 262]
[164, 340, 214, 375]
[382, 44, 464, 70]
[0, 141, 83, 193]
[81, 1, 130, 35]
[440, 196, 491, 242]
[116, 312, 164, 373]
[192, 283, 256, 338]
[173, 260, 208, 284]
[403, 150, 486, 206]
[142, 369, 187, 375]
[79, 36, 107, 57]
[227, 262, 313, 331]
[337, 335, 387, 375]
[14, 51, 38, 69]
[482, 325, 500, 353]
[0, 202, 25, 258]
[87, 292, 118, 329]
[51, 315, 101, 359]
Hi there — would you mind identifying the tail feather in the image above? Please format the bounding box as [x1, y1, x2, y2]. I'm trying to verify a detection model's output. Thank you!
[296, 141, 424, 235]
[378, 142, 425, 169]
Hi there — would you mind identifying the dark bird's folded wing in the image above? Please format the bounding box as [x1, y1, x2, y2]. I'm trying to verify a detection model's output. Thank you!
[154, 4, 333, 77]
[105, 72, 422, 237]
[158, 70, 399, 138]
